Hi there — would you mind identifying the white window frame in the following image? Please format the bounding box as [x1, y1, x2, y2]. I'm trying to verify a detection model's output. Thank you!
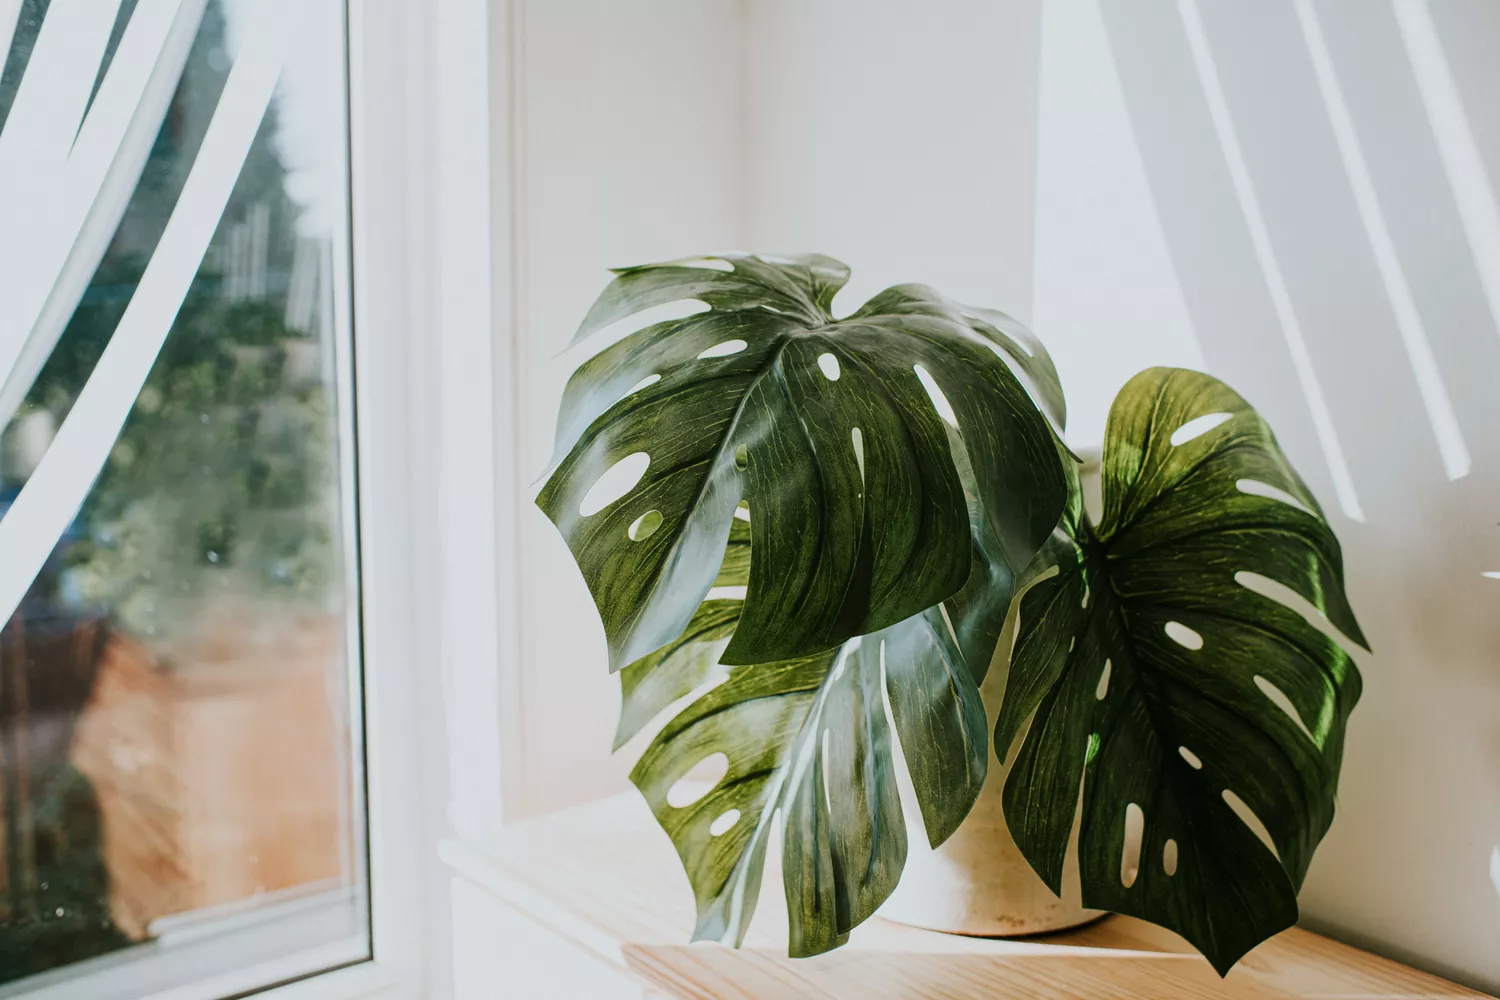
[0, 0, 507, 995]
[263, 0, 511, 993]
[270, 0, 508, 996]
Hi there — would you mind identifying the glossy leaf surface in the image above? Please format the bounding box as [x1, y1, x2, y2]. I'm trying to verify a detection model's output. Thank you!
[995, 368, 1366, 975]
[625, 558, 987, 958]
[537, 254, 1065, 671]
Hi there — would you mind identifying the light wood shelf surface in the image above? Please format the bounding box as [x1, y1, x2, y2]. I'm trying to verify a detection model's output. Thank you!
[448, 791, 1490, 999]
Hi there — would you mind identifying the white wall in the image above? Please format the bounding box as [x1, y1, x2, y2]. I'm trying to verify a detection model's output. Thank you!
[509, 1, 746, 817]
[497, 3, 1500, 990]
[505, 0, 1045, 818]
[740, 0, 1042, 322]
[1031, 0, 1202, 448]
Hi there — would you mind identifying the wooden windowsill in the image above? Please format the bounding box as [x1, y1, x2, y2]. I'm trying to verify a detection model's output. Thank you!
[441, 791, 1488, 999]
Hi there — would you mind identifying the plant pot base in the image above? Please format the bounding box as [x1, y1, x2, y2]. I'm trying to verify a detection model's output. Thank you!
[877, 807, 1104, 939]
[877, 765, 1105, 938]
[880, 608, 1102, 940]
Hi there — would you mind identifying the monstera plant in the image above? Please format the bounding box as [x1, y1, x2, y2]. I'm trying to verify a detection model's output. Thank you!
[538, 254, 1364, 976]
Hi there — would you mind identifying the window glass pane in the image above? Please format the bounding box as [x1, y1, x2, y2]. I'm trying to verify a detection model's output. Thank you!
[0, 1, 366, 996]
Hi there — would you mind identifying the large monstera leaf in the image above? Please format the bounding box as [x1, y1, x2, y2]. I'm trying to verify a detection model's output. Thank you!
[995, 368, 1366, 975]
[618, 515, 990, 957]
[537, 254, 1065, 671]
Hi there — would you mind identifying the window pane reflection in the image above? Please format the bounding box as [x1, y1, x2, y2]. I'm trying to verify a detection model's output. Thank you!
[0, 1, 366, 995]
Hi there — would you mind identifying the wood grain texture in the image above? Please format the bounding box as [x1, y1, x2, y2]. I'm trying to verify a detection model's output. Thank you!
[456, 790, 1490, 999]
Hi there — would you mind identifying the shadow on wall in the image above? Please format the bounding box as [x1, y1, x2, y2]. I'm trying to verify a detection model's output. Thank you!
[1060, 0, 1500, 989]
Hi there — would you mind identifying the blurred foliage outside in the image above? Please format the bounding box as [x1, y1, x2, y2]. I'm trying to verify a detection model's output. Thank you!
[6, 0, 339, 640]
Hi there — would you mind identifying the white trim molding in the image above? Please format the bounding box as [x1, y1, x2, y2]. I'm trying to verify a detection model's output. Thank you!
[0, 0, 479, 995]
[8, 0, 515, 994]
[345, 0, 522, 992]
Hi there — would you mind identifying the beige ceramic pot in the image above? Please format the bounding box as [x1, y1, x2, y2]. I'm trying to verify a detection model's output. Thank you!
[879, 453, 1104, 937]
[878, 642, 1102, 936]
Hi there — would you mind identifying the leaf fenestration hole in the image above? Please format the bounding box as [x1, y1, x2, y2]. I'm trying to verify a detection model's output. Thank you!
[1121, 803, 1145, 888]
[666, 751, 729, 808]
[697, 339, 747, 359]
[733, 444, 749, 471]
[831, 636, 858, 681]
[627, 509, 663, 541]
[851, 427, 865, 483]
[1095, 660, 1112, 700]
[1164, 621, 1204, 651]
[1236, 478, 1315, 516]
[578, 299, 708, 353]
[817, 352, 841, 381]
[1178, 746, 1203, 769]
[1169, 411, 1232, 446]
[821, 729, 834, 813]
[1235, 571, 1311, 611]
[937, 603, 962, 652]
[913, 364, 959, 427]
[705, 585, 747, 601]
[1081, 585, 1090, 610]
[733, 501, 750, 522]
[1163, 839, 1179, 876]
[626, 373, 661, 396]
[967, 308, 1036, 357]
[1234, 570, 1361, 657]
[1222, 789, 1279, 860]
[1082, 469, 1105, 528]
[1254, 675, 1315, 742]
[579, 452, 650, 516]
[709, 809, 741, 836]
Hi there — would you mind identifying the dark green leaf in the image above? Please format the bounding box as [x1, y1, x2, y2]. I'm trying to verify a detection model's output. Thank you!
[575, 254, 849, 342]
[996, 367, 1365, 976]
[614, 517, 749, 749]
[627, 548, 987, 956]
[613, 598, 739, 752]
[538, 254, 1064, 671]
[882, 604, 990, 847]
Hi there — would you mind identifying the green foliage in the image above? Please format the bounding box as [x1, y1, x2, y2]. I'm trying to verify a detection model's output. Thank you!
[54, 288, 334, 636]
[538, 254, 1066, 672]
[20, 10, 334, 637]
[543, 254, 1068, 956]
[620, 517, 991, 956]
[996, 368, 1365, 975]
[543, 262, 1365, 974]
